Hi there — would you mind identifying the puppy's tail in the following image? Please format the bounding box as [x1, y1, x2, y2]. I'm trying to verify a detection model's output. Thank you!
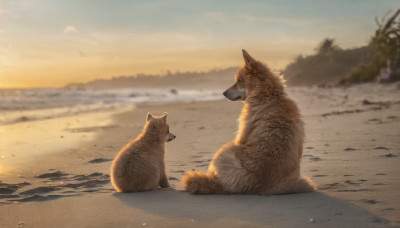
[182, 171, 225, 194]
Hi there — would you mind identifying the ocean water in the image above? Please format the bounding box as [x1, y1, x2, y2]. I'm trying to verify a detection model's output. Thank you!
[0, 88, 223, 125]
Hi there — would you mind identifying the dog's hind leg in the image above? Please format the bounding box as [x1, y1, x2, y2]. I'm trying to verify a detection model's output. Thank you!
[208, 142, 257, 193]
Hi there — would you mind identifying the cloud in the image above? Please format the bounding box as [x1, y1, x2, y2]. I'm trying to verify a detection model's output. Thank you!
[64, 26, 78, 34]
[243, 15, 314, 26]
[205, 12, 227, 23]
[87, 31, 212, 45]
[0, 1, 32, 18]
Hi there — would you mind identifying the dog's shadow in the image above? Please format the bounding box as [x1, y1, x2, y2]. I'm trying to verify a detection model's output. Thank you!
[114, 189, 389, 227]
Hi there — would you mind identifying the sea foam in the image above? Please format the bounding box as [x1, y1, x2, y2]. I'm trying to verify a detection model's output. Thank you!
[0, 88, 222, 125]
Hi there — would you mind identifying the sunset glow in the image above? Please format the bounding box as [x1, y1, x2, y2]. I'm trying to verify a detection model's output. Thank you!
[0, 0, 398, 88]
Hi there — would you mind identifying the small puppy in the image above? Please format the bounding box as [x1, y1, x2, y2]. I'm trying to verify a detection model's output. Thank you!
[111, 112, 175, 192]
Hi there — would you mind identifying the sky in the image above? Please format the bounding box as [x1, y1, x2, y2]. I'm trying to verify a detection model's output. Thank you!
[0, 0, 399, 88]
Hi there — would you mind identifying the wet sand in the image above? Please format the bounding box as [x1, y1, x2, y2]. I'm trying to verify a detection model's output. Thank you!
[0, 83, 399, 227]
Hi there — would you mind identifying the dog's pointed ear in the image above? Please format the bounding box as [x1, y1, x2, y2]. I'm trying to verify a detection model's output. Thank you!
[146, 112, 153, 121]
[161, 112, 168, 123]
[242, 49, 255, 66]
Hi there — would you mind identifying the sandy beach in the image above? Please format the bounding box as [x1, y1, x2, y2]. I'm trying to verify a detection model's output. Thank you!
[1, 83, 400, 227]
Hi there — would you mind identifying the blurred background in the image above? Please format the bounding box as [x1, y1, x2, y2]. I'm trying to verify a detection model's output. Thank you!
[0, 0, 399, 88]
[0, 0, 399, 125]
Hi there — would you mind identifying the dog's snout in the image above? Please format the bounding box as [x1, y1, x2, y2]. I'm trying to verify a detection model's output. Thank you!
[223, 90, 228, 97]
[166, 133, 176, 142]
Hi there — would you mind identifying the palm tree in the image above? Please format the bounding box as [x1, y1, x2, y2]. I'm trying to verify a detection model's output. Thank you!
[315, 38, 340, 57]
[371, 9, 400, 67]
[341, 8, 400, 84]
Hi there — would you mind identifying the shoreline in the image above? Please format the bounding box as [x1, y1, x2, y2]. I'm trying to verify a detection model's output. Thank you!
[0, 85, 399, 227]
[0, 107, 133, 182]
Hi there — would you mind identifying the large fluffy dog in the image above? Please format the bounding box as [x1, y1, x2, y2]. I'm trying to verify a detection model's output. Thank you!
[183, 49, 316, 194]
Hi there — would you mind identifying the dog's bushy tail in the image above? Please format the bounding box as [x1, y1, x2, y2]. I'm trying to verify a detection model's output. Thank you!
[182, 171, 225, 194]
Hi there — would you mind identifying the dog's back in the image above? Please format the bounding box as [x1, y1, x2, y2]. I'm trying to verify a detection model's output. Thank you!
[236, 95, 310, 192]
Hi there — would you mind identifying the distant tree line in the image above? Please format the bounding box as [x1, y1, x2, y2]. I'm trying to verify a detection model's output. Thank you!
[283, 38, 370, 86]
[284, 9, 400, 86]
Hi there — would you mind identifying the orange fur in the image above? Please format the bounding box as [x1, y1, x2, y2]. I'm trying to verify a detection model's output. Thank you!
[110, 113, 175, 193]
[183, 49, 316, 194]
[182, 171, 226, 194]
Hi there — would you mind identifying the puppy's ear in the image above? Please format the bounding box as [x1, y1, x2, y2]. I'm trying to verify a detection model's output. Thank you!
[242, 49, 255, 67]
[146, 112, 153, 121]
[161, 112, 168, 123]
